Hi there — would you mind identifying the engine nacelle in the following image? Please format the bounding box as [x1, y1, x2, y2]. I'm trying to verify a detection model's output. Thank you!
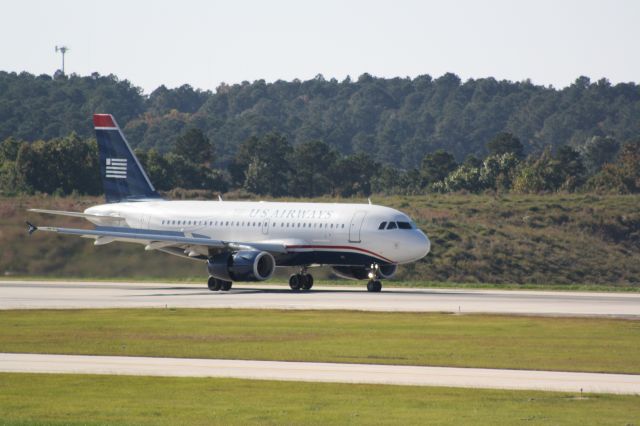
[331, 266, 370, 280]
[332, 264, 397, 280]
[378, 264, 397, 279]
[207, 250, 275, 282]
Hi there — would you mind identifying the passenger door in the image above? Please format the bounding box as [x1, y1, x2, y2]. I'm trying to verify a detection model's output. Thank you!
[348, 211, 367, 243]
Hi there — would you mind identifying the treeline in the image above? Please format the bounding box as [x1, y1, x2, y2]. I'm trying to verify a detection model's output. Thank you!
[1, 128, 638, 197]
[1, 71, 640, 170]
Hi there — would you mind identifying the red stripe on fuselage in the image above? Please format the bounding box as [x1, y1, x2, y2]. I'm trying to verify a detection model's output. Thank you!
[93, 114, 116, 128]
[286, 245, 395, 264]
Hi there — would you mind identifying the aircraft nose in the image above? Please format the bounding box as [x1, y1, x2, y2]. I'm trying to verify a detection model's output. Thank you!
[417, 230, 431, 259]
[407, 229, 430, 262]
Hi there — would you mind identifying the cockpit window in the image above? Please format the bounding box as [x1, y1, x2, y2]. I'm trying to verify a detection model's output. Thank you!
[397, 221, 412, 229]
[387, 221, 397, 230]
[378, 222, 387, 230]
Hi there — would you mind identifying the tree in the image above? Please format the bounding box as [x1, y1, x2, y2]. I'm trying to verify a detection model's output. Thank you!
[238, 133, 292, 196]
[421, 149, 457, 185]
[14, 134, 100, 195]
[480, 153, 520, 191]
[173, 128, 214, 165]
[288, 140, 337, 197]
[0, 137, 22, 162]
[486, 133, 525, 159]
[438, 164, 483, 193]
[164, 153, 227, 191]
[587, 141, 640, 193]
[512, 148, 562, 193]
[330, 153, 378, 197]
[579, 136, 619, 175]
[555, 145, 586, 190]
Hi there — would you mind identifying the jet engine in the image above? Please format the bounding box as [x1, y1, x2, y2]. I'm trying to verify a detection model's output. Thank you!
[378, 264, 398, 279]
[207, 250, 275, 282]
[331, 264, 397, 280]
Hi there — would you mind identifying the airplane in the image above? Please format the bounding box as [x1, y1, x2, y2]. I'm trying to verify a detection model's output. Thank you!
[26, 114, 430, 292]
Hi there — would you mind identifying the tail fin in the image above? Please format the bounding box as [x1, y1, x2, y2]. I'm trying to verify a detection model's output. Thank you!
[94, 114, 162, 203]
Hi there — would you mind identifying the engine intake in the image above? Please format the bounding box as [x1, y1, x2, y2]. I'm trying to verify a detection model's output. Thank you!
[378, 264, 397, 279]
[208, 250, 275, 282]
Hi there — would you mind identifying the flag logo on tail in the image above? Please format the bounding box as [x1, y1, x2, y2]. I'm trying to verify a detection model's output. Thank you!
[106, 158, 127, 179]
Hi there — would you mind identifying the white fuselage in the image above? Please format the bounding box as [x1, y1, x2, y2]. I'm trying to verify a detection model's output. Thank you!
[85, 200, 430, 266]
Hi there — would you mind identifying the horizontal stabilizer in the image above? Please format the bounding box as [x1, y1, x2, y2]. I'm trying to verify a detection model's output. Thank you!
[28, 209, 125, 225]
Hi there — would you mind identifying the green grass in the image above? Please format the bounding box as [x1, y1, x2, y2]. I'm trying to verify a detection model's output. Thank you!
[1, 309, 639, 374]
[0, 373, 638, 425]
[3, 193, 640, 286]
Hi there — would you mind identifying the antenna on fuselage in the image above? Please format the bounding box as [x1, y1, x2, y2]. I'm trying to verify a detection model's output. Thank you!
[218, 195, 223, 201]
[367, 197, 372, 205]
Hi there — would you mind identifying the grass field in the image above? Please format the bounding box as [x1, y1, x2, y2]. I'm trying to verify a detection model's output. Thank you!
[0, 373, 638, 425]
[2, 193, 640, 286]
[1, 309, 639, 374]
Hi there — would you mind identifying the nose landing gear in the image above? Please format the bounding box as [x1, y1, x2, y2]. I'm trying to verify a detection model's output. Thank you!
[366, 263, 383, 292]
[289, 268, 314, 291]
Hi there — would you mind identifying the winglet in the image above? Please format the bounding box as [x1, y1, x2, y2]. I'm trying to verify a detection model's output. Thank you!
[26, 221, 38, 235]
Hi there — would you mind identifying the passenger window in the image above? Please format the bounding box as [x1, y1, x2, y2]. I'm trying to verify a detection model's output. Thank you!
[387, 222, 397, 230]
[398, 222, 412, 229]
[379, 222, 387, 230]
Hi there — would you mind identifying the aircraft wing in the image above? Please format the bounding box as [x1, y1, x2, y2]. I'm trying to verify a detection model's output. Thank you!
[26, 222, 288, 258]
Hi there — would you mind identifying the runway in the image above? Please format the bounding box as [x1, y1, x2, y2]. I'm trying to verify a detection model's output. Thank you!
[1, 353, 638, 394]
[1, 280, 639, 317]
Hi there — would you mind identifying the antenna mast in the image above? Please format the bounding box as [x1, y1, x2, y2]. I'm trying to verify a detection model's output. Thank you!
[55, 46, 69, 75]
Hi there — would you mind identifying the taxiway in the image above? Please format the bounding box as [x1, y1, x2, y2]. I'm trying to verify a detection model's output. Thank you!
[1, 353, 638, 394]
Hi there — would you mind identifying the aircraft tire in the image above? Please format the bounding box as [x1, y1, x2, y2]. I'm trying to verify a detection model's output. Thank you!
[289, 274, 301, 291]
[220, 280, 232, 291]
[302, 274, 314, 290]
[207, 276, 221, 291]
[367, 280, 382, 292]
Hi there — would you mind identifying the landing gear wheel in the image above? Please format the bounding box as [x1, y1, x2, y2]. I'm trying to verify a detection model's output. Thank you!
[301, 274, 314, 291]
[220, 280, 232, 291]
[207, 276, 221, 291]
[289, 274, 301, 291]
[367, 280, 382, 292]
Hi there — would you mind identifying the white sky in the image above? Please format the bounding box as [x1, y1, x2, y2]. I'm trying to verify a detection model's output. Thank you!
[2, 0, 638, 94]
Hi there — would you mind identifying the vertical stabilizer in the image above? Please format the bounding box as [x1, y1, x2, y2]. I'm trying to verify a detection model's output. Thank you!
[93, 114, 162, 203]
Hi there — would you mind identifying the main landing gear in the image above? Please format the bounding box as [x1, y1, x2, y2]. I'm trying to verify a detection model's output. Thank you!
[289, 269, 314, 291]
[366, 263, 383, 292]
[208, 276, 232, 292]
